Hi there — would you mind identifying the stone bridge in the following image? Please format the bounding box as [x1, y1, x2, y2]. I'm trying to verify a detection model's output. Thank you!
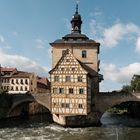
[8, 92, 51, 117]
[8, 92, 140, 122]
[95, 92, 140, 116]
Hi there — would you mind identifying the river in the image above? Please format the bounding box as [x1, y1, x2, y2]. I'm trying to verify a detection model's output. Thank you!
[0, 113, 140, 140]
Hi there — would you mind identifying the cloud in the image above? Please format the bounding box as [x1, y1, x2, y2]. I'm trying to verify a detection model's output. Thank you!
[100, 23, 140, 48]
[0, 35, 5, 43]
[35, 39, 48, 49]
[89, 20, 140, 50]
[101, 62, 140, 84]
[0, 49, 48, 76]
[35, 39, 46, 49]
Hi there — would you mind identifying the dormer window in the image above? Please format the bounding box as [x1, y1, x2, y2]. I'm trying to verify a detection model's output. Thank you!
[82, 50, 87, 58]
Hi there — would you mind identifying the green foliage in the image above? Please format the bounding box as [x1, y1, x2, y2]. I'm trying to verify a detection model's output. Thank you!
[131, 75, 140, 92]
[121, 75, 140, 93]
[121, 85, 131, 93]
[108, 107, 128, 114]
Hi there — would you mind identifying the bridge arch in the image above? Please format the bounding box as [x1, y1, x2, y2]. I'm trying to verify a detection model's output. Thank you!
[95, 92, 140, 122]
[8, 93, 51, 117]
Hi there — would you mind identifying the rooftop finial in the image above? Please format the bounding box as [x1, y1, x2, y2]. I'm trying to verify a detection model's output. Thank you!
[76, 1, 79, 14]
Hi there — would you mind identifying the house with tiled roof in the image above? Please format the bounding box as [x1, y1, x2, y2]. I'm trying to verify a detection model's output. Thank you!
[0, 66, 50, 94]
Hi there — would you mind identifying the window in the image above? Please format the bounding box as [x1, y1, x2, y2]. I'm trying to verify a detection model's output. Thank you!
[66, 76, 71, 82]
[61, 68, 64, 71]
[77, 76, 82, 82]
[79, 88, 84, 94]
[25, 79, 28, 84]
[79, 104, 83, 109]
[61, 103, 69, 108]
[11, 79, 14, 84]
[82, 50, 87, 58]
[66, 59, 70, 62]
[62, 50, 66, 55]
[25, 86, 28, 91]
[11, 86, 14, 91]
[5, 79, 8, 83]
[53, 88, 58, 93]
[69, 88, 73, 94]
[54, 76, 59, 82]
[59, 88, 64, 93]
[20, 86, 23, 91]
[53, 102, 57, 107]
[16, 86, 18, 91]
[72, 67, 75, 71]
[16, 79, 19, 84]
[20, 79, 23, 84]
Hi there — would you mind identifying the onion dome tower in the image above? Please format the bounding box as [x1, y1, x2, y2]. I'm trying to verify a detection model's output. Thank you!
[71, 3, 82, 33]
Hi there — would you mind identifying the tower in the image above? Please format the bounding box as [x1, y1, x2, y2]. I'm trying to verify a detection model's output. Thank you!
[49, 4, 102, 126]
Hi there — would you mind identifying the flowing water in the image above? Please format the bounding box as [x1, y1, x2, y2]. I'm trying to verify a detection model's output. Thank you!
[0, 113, 140, 140]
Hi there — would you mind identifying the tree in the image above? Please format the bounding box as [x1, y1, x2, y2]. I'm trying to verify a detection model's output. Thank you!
[131, 75, 140, 92]
[121, 75, 140, 93]
[121, 85, 131, 93]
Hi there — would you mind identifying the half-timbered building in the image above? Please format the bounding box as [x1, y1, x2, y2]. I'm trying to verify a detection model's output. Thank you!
[49, 4, 103, 126]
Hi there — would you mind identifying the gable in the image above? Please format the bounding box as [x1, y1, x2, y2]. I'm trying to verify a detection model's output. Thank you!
[49, 49, 87, 75]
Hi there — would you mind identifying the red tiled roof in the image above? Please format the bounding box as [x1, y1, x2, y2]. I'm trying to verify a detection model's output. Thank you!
[12, 71, 33, 78]
[0, 67, 17, 71]
[37, 76, 50, 86]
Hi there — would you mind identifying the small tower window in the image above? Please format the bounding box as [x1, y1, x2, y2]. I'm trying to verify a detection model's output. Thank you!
[82, 50, 87, 58]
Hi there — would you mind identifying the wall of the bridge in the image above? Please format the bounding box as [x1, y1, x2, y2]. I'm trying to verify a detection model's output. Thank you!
[8, 93, 51, 117]
[95, 92, 140, 115]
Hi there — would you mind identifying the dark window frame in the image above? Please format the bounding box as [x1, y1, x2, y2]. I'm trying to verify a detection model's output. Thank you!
[82, 50, 87, 58]
[69, 88, 74, 94]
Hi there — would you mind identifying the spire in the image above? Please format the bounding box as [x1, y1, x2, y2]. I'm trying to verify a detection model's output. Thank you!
[76, 2, 78, 14]
[71, 2, 82, 33]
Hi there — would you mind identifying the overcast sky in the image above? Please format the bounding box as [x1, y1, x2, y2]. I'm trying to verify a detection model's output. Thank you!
[0, 0, 140, 91]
